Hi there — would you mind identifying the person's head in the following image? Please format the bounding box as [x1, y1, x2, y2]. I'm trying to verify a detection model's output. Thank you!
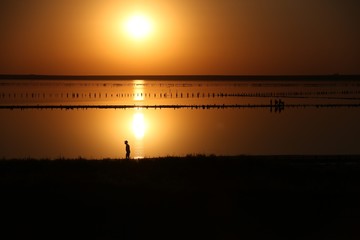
[124, 140, 128, 144]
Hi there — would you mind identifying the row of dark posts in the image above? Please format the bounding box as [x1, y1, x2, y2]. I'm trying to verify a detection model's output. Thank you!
[2, 88, 358, 100]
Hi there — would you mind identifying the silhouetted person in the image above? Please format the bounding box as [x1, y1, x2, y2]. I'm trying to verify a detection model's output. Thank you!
[124, 140, 131, 159]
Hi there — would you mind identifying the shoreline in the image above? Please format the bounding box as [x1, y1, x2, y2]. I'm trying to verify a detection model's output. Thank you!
[2, 154, 360, 239]
[1, 74, 360, 81]
[2, 154, 360, 160]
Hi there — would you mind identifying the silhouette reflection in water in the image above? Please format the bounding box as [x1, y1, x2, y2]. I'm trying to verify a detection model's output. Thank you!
[270, 99, 285, 113]
[124, 140, 131, 159]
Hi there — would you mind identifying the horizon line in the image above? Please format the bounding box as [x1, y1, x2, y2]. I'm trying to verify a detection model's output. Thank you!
[0, 73, 359, 81]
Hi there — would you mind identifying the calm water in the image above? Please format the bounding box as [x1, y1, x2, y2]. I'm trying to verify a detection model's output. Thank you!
[1, 79, 360, 159]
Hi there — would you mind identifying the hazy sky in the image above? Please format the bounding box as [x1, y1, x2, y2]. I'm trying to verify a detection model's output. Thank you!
[0, 0, 359, 75]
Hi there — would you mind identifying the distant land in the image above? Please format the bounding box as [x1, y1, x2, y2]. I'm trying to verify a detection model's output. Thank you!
[0, 74, 359, 81]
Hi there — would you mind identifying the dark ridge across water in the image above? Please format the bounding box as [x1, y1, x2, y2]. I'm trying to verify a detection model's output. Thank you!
[1, 74, 360, 81]
[1, 103, 360, 111]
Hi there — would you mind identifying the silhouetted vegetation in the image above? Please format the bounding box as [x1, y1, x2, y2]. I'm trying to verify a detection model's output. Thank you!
[1, 155, 360, 239]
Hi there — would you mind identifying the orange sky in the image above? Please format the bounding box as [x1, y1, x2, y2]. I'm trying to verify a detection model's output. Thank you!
[0, 0, 359, 75]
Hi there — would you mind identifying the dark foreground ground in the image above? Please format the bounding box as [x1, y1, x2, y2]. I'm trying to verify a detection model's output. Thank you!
[1, 155, 360, 239]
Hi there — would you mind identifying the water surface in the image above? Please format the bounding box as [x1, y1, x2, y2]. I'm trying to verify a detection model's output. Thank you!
[1, 79, 360, 159]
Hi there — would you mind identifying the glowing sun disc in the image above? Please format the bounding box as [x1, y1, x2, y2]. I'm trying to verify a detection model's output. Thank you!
[125, 15, 152, 39]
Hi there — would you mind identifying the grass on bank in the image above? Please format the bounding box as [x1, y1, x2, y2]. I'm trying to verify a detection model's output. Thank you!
[1, 154, 360, 239]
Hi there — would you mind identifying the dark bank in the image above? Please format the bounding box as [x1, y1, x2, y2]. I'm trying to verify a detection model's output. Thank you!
[1, 155, 360, 239]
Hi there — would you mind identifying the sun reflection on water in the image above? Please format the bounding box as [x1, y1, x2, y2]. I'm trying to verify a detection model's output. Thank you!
[132, 112, 146, 139]
[131, 80, 146, 159]
[130, 110, 147, 159]
[133, 80, 145, 101]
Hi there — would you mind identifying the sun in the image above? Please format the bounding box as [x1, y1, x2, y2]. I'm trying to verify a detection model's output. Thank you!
[124, 14, 152, 40]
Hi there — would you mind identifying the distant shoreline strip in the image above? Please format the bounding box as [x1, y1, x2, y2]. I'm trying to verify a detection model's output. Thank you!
[1, 103, 360, 110]
[0, 74, 360, 81]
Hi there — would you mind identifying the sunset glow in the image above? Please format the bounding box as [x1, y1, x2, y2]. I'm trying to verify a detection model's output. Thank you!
[1, 2, 360, 239]
[0, 0, 359, 75]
